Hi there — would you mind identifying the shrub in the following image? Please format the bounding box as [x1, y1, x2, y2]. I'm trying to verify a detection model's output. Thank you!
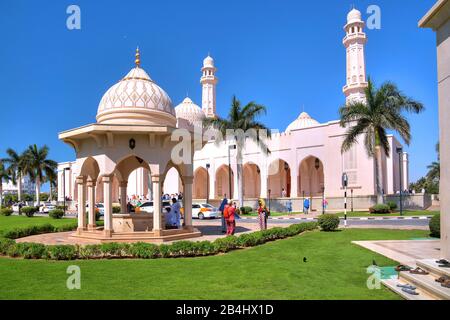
[130, 242, 160, 259]
[0, 208, 13, 216]
[49, 209, 64, 219]
[100, 242, 131, 258]
[45, 245, 77, 260]
[78, 244, 102, 259]
[11, 242, 47, 259]
[0, 238, 15, 255]
[369, 204, 391, 214]
[429, 214, 440, 238]
[213, 236, 238, 253]
[236, 233, 258, 247]
[192, 241, 216, 256]
[112, 206, 121, 214]
[239, 206, 253, 215]
[3, 223, 55, 239]
[317, 214, 340, 231]
[55, 205, 67, 210]
[21, 206, 38, 217]
[386, 201, 398, 211]
[169, 241, 197, 257]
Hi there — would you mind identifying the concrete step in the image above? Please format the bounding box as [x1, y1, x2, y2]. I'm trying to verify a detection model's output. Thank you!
[400, 271, 450, 300]
[382, 278, 436, 300]
[417, 259, 450, 278]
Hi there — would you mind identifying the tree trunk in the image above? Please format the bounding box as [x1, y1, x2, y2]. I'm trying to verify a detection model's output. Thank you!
[0, 181, 3, 209]
[35, 176, 41, 207]
[17, 173, 22, 202]
[375, 146, 384, 204]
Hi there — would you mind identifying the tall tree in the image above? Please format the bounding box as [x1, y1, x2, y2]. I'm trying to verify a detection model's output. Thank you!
[23, 144, 57, 206]
[203, 95, 270, 206]
[340, 78, 424, 204]
[427, 142, 440, 183]
[44, 168, 58, 201]
[2, 148, 26, 201]
[0, 161, 11, 208]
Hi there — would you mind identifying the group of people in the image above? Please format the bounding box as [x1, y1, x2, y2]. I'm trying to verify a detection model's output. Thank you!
[165, 197, 182, 229]
[218, 196, 271, 235]
[162, 192, 183, 201]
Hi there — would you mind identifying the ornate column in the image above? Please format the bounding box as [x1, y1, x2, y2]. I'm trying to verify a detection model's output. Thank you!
[208, 164, 215, 200]
[260, 167, 268, 199]
[87, 179, 96, 230]
[76, 176, 86, 233]
[120, 181, 128, 214]
[103, 175, 113, 237]
[183, 176, 194, 231]
[152, 175, 162, 236]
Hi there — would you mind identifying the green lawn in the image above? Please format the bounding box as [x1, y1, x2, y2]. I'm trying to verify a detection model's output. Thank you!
[0, 227, 430, 300]
[0, 215, 77, 236]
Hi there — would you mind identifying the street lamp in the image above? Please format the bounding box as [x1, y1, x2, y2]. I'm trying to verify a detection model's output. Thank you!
[62, 167, 70, 216]
[396, 146, 404, 216]
[228, 144, 236, 200]
[315, 158, 320, 212]
[268, 189, 271, 212]
[205, 163, 210, 204]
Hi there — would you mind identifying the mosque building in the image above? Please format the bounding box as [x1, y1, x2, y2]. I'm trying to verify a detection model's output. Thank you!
[57, 8, 411, 211]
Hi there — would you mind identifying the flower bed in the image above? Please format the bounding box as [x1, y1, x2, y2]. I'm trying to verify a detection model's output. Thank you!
[0, 222, 318, 260]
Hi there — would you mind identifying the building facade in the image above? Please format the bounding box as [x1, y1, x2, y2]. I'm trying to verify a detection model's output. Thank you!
[57, 8, 409, 209]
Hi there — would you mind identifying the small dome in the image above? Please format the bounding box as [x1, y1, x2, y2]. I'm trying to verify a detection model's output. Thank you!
[175, 97, 204, 126]
[286, 112, 320, 132]
[203, 55, 214, 68]
[347, 8, 362, 24]
[96, 63, 176, 126]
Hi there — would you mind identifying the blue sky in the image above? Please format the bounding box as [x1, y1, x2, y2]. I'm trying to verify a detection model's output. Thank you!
[0, 0, 439, 191]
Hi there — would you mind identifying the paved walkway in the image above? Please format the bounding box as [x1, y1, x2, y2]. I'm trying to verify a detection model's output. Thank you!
[353, 239, 441, 267]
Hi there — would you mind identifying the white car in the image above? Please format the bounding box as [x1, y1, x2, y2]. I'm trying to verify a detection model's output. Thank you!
[192, 203, 220, 220]
[86, 203, 105, 216]
[137, 201, 171, 214]
[39, 203, 56, 213]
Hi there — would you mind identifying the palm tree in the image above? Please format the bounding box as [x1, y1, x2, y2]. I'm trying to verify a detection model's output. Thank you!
[44, 168, 58, 201]
[339, 78, 424, 204]
[22, 144, 57, 206]
[427, 142, 440, 182]
[203, 95, 271, 206]
[0, 161, 11, 208]
[2, 148, 26, 201]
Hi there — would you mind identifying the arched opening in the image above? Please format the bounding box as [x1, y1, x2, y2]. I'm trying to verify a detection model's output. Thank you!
[243, 163, 261, 198]
[298, 156, 324, 197]
[163, 167, 183, 197]
[193, 167, 209, 199]
[114, 155, 152, 203]
[215, 165, 233, 199]
[268, 159, 291, 198]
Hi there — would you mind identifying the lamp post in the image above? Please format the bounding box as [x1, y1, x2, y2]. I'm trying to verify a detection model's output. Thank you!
[396, 147, 404, 216]
[315, 158, 320, 213]
[62, 167, 70, 216]
[351, 188, 354, 212]
[321, 186, 325, 214]
[268, 189, 271, 212]
[342, 172, 348, 227]
[228, 145, 236, 201]
[206, 163, 210, 204]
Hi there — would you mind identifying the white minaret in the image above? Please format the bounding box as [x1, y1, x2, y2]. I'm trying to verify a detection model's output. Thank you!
[200, 55, 218, 118]
[343, 8, 368, 104]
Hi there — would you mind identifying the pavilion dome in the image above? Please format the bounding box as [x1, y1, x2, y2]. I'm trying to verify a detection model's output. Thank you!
[96, 50, 176, 126]
[347, 8, 362, 24]
[285, 112, 320, 132]
[175, 97, 204, 126]
[203, 55, 215, 68]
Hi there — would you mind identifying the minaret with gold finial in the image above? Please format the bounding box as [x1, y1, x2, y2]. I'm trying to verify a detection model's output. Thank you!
[135, 47, 141, 67]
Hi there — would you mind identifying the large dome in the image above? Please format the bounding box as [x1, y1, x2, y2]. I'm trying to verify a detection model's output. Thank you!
[286, 112, 320, 132]
[175, 97, 204, 126]
[96, 51, 176, 126]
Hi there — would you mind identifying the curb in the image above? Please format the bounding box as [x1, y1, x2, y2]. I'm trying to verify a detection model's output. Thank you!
[240, 216, 432, 221]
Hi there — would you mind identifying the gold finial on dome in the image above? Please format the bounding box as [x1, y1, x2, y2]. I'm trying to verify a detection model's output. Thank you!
[135, 47, 141, 67]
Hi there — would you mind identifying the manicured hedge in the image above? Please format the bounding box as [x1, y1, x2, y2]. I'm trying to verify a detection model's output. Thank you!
[112, 206, 121, 214]
[49, 209, 64, 219]
[369, 204, 391, 214]
[386, 201, 398, 211]
[429, 214, 440, 238]
[317, 214, 340, 231]
[239, 206, 253, 215]
[21, 206, 38, 217]
[0, 208, 13, 216]
[0, 222, 317, 260]
[1, 223, 78, 239]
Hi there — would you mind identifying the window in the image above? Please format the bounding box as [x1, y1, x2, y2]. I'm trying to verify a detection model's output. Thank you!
[192, 204, 201, 209]
[343, 146, 358, 185]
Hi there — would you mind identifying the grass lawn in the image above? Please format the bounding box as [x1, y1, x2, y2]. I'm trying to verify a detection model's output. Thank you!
[0, 227, 430, 300]
[0, 215, 77, 236]
[335, 210, 439, 218]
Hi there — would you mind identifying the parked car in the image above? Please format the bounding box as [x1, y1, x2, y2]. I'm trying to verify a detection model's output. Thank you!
[86, 203, 105, 216]
[192, 203, 220, 220]
[137, 201, 171, 214]
[39, 203, 56, 213]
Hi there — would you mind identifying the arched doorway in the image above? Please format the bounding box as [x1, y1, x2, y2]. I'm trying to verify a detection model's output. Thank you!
[215, 165, 233, 199]
[268, 159, 291, 197]
[243, 163, 261, 198]
[193, 167, 209, 199]
[298, 156, 324, 197]
[163, 167, 183, 197]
